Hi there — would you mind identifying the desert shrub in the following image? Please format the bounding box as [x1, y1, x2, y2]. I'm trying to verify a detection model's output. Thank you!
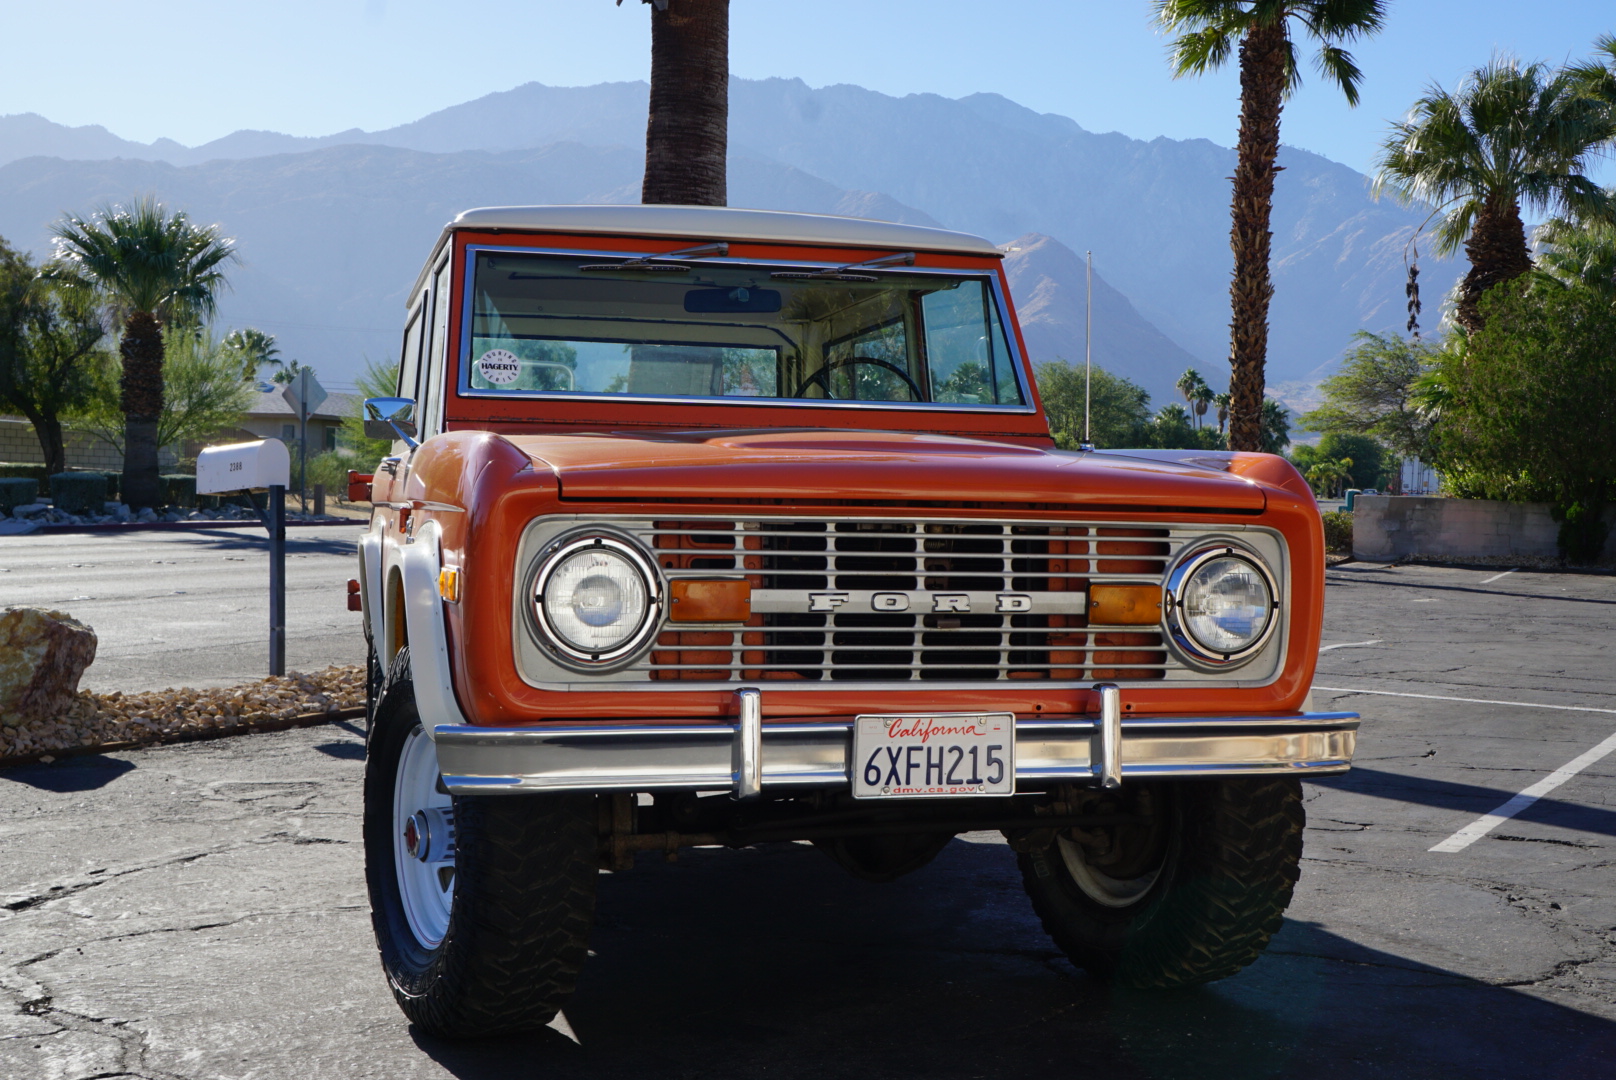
[305, 451, 355, 501]
[1433, 279, 1616, 560]
[1321, 510, 1353, 554]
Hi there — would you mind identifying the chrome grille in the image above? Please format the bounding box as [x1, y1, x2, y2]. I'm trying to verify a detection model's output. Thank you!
[631, 517, 1189, 684]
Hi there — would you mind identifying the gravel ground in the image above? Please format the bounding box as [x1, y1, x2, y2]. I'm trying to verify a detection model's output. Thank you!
[0, 665, 364, 762]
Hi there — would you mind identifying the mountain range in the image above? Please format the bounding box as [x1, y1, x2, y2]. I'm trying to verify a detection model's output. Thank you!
[0, 78, 1456, 408]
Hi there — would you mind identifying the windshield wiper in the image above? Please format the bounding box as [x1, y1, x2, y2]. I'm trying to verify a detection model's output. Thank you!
[770, 251, 915, 282]
[579, 242, 729, 272]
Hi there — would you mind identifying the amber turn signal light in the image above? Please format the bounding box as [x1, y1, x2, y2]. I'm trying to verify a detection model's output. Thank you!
[1089, 584, 1162, 625]
[346, 578, 362, 612]
[669, 579, 751, 622]
[438, 567, 461, 604]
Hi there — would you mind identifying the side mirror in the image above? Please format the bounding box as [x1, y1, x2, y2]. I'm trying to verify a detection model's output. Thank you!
[364, 397, 419, 448]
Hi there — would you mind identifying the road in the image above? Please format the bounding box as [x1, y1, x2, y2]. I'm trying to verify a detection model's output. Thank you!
[0, 524, 369, 691]
[0, 560, 1612, 1079]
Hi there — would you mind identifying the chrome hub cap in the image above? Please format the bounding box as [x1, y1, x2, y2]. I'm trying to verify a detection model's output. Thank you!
[393, 724, 456, 947]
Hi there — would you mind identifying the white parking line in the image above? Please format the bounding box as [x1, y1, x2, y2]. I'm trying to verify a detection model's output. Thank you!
[1479, 568, 1519, 584]
[1319, 639, 1382, 652]
[1430, 731, 1616, 852]
[1313, 686, 1616, 715]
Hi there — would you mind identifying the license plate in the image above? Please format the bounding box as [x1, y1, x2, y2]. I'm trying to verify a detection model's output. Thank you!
[851, 713, 1015, 799]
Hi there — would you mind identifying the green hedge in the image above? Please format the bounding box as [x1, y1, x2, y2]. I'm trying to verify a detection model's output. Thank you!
[0, 477, 37, 513]
[161, 474, 197, 508]
[1322, 510, 1353, 555]
[49, 472, 108, 514]
[0, 463, 48, 496]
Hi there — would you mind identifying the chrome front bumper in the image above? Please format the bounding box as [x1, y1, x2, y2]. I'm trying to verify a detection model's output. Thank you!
[432, 708, 1359, 796]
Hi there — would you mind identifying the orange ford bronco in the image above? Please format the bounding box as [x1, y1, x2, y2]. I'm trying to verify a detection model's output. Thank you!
[355, 205, 1356, 1038]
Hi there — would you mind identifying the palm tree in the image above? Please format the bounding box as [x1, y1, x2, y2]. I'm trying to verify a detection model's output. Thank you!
[1175, 367, 1208, 428]
[1259, 396, 1292, 454]
[1213, 391, 1232, 435]
[621, 0, 729, 206]
[224, 327, 281, 381]
[1155, 0, 1387, 453]
[1535, 213, 1616, 304]
[271, 358, 316, 386]
[1191, 383, 1216, 430]
[1374, 56, 1614, 334]
[46, 197, 235, 508]
[1569, 33, 1616, 110]
[1306, 457, 1353, 498]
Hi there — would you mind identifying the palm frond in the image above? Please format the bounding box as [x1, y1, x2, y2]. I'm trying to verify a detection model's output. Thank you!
[1314, 44, 1364, 105]
[46, 195, 237, 323]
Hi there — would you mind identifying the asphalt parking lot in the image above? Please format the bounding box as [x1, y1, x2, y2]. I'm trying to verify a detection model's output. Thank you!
[0, 547, 1612, 1080]
[0, 524, 368, 691]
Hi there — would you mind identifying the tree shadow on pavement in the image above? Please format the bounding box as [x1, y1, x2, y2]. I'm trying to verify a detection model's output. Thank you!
[411, 837, 1616, 1080]
[0, 754, 134, 792]
[1319, 766, 1616, 841]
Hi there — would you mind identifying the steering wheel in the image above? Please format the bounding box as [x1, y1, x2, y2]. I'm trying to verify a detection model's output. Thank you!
[790, 355, 924, 401]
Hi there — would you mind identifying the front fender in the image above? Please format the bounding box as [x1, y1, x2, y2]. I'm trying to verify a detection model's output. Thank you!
[399, 520, 468, 728]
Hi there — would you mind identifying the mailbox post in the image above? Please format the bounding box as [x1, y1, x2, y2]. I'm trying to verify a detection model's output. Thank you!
[197, 439, 293, 676]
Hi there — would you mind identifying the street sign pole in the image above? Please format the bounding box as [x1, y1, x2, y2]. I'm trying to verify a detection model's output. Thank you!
[281, 369, 326, 517]
[298, 389, 309, 513]
[268, 483, 286, 675]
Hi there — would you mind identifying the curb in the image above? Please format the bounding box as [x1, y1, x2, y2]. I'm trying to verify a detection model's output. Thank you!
[0, 706, 367, 770]
[32, 518, 367, 535]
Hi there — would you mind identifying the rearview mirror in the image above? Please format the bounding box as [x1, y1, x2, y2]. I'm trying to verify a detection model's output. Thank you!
[364, 397, 419, 446]
[684, 287, 782, 313]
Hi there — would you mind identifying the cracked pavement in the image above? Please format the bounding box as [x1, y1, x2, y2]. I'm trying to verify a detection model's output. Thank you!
[0, 560, 1611, 1078]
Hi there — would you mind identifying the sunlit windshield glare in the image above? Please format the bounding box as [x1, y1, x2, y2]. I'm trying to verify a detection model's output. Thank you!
[463, 252, 1025, 406]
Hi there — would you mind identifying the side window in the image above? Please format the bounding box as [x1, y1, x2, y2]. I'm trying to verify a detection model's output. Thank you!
[920, 282, 1025, 406]
[398, 297, 424, 402]
[421, 260, 452, 437]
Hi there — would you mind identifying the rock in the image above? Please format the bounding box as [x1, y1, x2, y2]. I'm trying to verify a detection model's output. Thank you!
[162, 510, 183, 522]
[0, 607, 98, 728]
[103, 502, 132, 522]
[14, 503, 51, 520]
[135, 507, 158, 523]
[0, 519, 39, 536]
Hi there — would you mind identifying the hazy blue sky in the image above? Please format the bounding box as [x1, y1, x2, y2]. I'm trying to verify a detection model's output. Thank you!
[1, 1, 1611, 176]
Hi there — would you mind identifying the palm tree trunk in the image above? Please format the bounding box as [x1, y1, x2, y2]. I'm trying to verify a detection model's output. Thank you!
[642, 0, 729, 206]
[1226, 20, 1288, 453]
[120, 309, 164, 508]
[1456, 193, 1532, 334]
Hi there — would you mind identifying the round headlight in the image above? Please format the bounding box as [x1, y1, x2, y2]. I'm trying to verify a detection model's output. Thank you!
[1165, 545, 1278, 667]
[531, 532, 661, 666]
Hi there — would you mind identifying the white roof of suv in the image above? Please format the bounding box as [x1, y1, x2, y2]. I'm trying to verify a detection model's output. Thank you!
[410, 205, 1000, 297]
[450, 205, 1000, 255]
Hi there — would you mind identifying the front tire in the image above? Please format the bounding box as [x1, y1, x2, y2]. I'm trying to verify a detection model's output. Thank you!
[1019, 778, 1304, 988]
[364, 648, 598, 1038]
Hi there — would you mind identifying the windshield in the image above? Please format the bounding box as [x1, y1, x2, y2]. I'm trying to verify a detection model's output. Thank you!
[461, 251, 1026, 407]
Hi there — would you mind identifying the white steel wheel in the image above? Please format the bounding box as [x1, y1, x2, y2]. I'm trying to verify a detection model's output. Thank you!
[392, 724, 456, 948]
[1056, 834, 1163, 909]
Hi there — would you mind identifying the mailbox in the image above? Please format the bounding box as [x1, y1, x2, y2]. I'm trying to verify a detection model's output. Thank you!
[196, 439, 291, 495]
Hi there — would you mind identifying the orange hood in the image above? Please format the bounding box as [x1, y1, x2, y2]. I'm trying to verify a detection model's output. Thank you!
[499, 429, 1269, 511]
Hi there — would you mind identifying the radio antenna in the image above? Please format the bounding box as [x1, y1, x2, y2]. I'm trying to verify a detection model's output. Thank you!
[1084, 250, 1093, 446]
